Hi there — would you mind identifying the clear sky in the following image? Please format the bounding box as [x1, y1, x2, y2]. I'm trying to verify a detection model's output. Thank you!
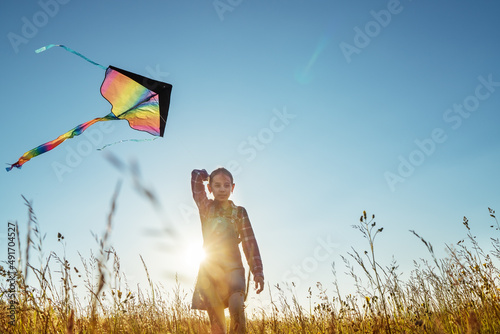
[1, 0, 500, 312]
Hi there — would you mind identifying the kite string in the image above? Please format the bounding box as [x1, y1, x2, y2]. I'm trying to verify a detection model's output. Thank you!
[35, 44, 107, 70]
[97, 137, 159, 151]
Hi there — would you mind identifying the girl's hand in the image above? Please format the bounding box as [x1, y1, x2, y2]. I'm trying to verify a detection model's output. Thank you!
[194, 169, 209, 181]
[199, 169, 209, 180]
[254, 276, 264, 294]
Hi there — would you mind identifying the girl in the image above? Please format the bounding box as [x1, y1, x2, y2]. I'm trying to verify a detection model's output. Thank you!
[191, 168, 264, 334]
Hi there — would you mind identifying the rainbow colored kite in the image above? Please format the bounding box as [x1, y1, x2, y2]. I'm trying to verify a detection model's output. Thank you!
[6, 44, 172, 171]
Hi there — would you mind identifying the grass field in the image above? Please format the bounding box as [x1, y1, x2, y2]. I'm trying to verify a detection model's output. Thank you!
[2, 188, 500, 333]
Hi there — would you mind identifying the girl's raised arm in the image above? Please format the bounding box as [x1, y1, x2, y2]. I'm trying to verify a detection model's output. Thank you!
[191, 169, 210, 211]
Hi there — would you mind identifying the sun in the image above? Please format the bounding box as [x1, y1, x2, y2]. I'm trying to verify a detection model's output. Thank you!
[183, 241, 206, 267]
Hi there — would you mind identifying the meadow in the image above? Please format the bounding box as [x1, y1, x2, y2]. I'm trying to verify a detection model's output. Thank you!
[2, 185, 500, 333]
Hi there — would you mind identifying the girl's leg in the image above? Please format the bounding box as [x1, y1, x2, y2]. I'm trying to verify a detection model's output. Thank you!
[208, 307, 226, 334]
[228, 292, 246, 334]
[227, 268, 246, 333]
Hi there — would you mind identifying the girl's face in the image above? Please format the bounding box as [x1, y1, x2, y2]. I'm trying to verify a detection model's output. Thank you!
[208, 173, 235, 202]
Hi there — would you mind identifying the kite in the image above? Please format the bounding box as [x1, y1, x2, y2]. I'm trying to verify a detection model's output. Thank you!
[6, 44, 172, 171]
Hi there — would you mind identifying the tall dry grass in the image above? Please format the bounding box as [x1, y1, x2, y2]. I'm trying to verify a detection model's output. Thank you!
[1, 164, 500, 333]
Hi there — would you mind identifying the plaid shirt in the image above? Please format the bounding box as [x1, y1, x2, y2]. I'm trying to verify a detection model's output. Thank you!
[191, 169, 264, 279]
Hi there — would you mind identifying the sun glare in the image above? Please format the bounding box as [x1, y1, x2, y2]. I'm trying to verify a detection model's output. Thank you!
[184, 242, 206, 267]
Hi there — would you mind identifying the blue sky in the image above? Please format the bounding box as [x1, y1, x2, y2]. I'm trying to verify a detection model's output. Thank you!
[1, 0, 500, 311]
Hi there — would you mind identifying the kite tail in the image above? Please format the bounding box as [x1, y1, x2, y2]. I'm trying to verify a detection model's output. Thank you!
[35, 44, 107, 70]
[6, 113, 118, 171]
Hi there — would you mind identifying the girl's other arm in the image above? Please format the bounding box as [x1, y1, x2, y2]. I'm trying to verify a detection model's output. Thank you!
[239, 208, 264, 281]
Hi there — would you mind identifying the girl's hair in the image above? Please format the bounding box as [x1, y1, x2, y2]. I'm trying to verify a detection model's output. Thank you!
[209, 167, 234, 185]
